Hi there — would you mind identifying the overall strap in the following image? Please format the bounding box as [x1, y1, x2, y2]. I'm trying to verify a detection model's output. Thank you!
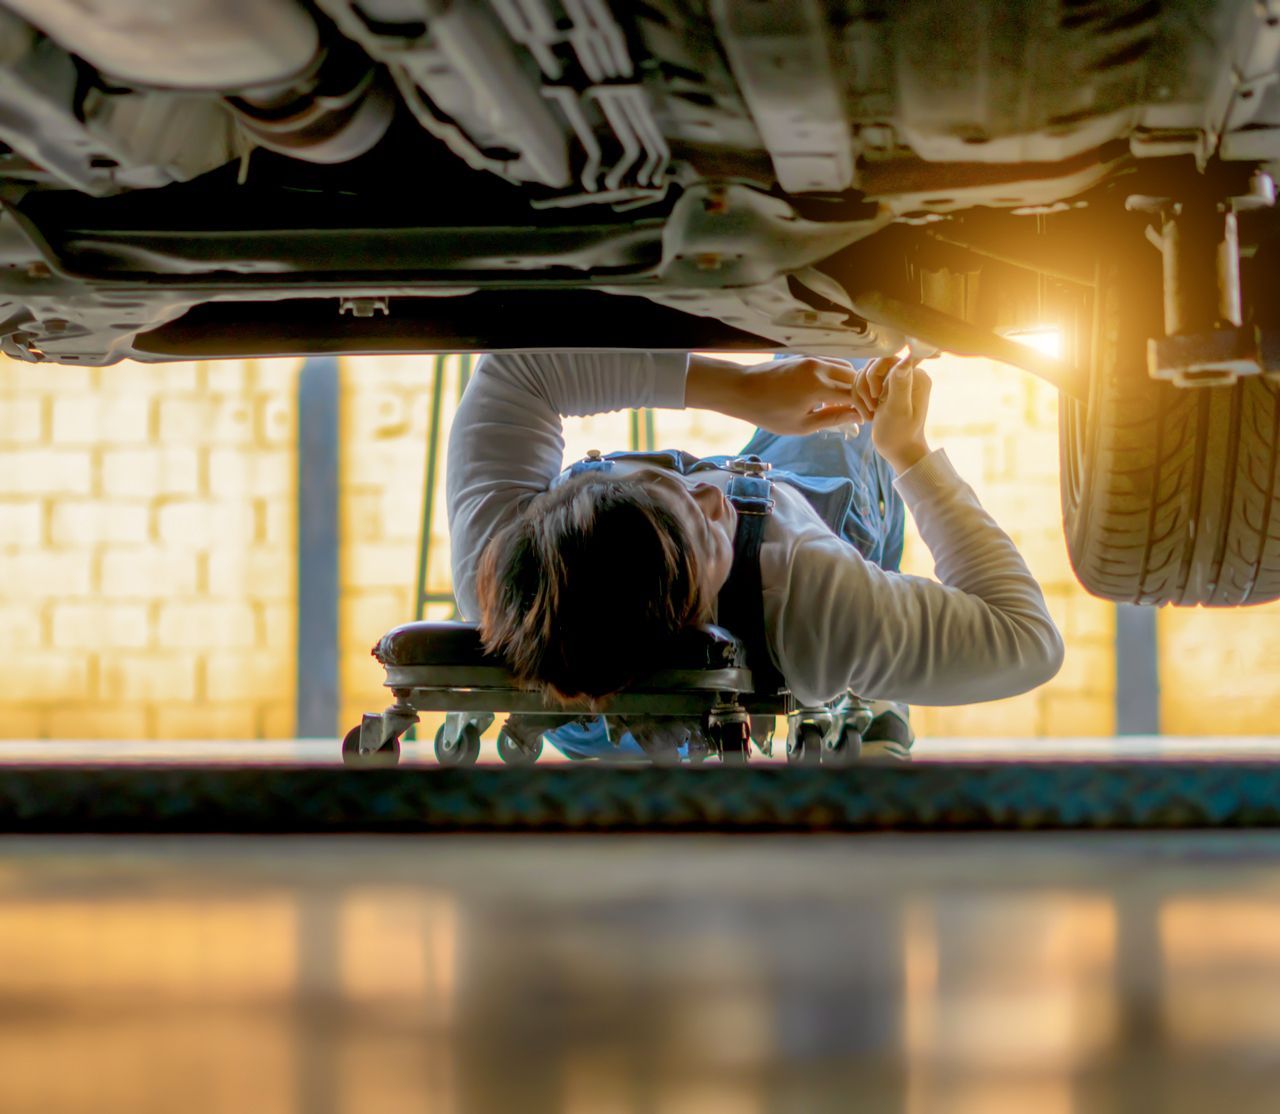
[564, 448, 705, 479]
[716, 458, 786, 696]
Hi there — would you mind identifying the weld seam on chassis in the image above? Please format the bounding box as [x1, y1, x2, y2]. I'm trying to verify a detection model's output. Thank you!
[0, 764, 1277, 832]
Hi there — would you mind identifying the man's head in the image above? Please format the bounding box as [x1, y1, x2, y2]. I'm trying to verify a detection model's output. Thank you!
[475, 466, 737, 702]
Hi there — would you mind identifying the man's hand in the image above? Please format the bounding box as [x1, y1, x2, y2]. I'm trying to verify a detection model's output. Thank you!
[850, 355, 932, 473]
[686, 352, 933, 472]
[686, 354, 863, 435]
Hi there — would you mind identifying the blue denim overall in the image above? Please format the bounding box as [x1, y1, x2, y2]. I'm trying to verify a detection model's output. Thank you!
[545, 425, 905, 759]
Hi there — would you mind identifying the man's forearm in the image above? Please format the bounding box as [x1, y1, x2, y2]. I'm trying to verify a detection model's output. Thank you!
[684, 354, 751, 419]
[883, 440, 931, 474]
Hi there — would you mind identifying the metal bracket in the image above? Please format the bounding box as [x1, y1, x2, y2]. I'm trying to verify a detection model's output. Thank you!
[1146, 198, 1266, 386]
[709, 0, 855, 194]
[442, 710, 494, 746]
[727, 456, 772, 477]
[358, 703, 418, 755]
[1148, 327, 1263, 388]
[847, 288, 1088, 399]
[340, 296, 389, 318]
[708, 701, 748, 730]
[659, 182, 887, 288]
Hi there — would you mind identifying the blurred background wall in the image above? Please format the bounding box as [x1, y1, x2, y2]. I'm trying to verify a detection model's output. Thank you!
[1, 357, 297, 740]
[0, 350, 1272, 740]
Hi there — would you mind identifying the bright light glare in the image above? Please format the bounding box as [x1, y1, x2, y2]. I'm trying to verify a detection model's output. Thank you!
[1011, 328, 1063, 358]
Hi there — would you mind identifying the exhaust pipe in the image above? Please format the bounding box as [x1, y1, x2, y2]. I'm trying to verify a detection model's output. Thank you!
[0, 0, 321, 91]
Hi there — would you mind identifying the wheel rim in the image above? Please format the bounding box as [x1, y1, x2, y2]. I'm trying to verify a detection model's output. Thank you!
[435, 723, 480, 766]
[497, 731, 542, 765]
[342, 725, 400, 767]
[825, 727, 862, 767]
[719, 724, 750, 764]
[789, 725, 823, 766]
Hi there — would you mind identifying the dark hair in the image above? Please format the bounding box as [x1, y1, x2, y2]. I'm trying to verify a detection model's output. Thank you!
[476, 472, 704, 702]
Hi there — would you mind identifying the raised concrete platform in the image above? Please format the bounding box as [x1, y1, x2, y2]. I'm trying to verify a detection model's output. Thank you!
[0, 739, 1278, 831]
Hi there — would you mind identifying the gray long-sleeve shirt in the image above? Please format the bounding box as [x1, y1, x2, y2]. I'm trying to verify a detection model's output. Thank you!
[446, 351, 1064, 706]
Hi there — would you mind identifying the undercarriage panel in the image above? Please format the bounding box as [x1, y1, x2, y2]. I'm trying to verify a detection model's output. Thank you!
[0, 0, 1278, 363]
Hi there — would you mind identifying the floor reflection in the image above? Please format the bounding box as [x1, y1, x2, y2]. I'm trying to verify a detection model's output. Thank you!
[0, 833, 1278, 1112]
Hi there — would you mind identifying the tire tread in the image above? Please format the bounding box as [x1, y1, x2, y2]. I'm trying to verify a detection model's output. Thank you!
[1061, 260, 1280, 606]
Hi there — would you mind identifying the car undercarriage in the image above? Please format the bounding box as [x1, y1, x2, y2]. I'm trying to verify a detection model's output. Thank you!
[4, 0, 1280, 606]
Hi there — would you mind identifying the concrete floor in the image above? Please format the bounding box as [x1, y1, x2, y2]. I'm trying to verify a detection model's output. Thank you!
[1, 830, 1279, 1113]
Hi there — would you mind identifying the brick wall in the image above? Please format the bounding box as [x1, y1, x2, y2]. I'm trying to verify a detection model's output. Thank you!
[0, 357, 298, 739]
[1159, 606, 1280, 733]
[338, 355, 445, 735]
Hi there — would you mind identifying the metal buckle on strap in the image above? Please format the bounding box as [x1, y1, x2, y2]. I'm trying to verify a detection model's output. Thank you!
[567, 448, 614, 476]
[726, 458, 775, 515]
[727, 455, 772, 477]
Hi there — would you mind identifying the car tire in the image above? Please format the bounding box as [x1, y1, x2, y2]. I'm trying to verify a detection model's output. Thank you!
[1060, 257, 1280, 606]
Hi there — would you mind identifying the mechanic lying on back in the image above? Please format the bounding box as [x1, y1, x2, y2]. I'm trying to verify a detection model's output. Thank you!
[446, 352, 1064, 759]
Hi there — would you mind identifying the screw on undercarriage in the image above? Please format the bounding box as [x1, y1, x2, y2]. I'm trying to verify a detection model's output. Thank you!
[339, 296, 390, 317]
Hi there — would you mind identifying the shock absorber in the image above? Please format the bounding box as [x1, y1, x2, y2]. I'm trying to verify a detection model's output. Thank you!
[1142, 171, 1275, 387]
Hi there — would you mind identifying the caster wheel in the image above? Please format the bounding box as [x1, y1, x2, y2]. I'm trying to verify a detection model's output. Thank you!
[341, 724, 401, 768]
[434, 722, 481, 767]
[497, 729, 543, 766]
[717, 722, 751, 766]
[823, 725, 863, 768]
[787, 724, 824, 766]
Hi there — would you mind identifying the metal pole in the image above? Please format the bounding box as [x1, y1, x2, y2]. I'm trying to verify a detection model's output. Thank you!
[1115, 604, 1161, 735]
[415, 353, 473, 621]
[629, 408, 655, 451]
[295, 356, 341, 739]
[415, 354, 448, 620]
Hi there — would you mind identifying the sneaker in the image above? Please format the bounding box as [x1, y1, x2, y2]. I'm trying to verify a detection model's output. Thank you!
[860, 700, 914, 762]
